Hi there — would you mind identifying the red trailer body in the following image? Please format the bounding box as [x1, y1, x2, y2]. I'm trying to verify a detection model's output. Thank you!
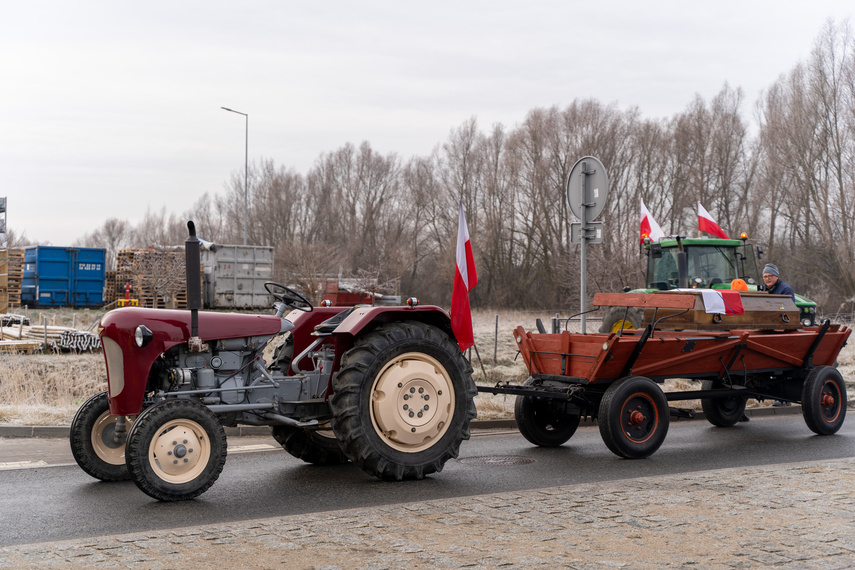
[481, 292, 851, 459]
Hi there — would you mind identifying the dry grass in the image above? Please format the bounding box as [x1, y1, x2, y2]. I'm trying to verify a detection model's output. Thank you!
[1, 308, 854, 426]
[0, 354, 106, 425]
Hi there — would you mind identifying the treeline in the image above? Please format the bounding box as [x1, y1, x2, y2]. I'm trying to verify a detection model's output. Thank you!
[73, 22, 854, 313]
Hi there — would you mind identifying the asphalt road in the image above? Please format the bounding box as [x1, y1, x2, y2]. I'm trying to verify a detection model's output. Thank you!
[2, 413, 854, 547]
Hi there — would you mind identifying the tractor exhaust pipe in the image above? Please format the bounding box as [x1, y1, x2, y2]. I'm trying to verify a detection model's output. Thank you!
[185, 221, 206, 352]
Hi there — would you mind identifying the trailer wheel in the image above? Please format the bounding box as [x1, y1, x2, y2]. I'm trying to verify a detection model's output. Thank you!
[515, 378, 580, 446]
[271, 423, 349, 465]
[125, 400, 227, 501]
[330, 321, 477, 480]
[599, 376, 669, 459]
[801, 365, 847, 435]
[599, 307, 643, 333]
[700, 380, 747, 427]
[70, 391, 131, 481]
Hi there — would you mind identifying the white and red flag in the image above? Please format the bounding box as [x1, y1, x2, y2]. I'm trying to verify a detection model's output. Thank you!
[640, 199, 665, 243]
[450, 199, 478, 352]
[698, 202, 729, 239]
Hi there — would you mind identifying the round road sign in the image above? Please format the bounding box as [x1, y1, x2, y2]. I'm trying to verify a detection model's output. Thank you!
[566, 156, 609, 221]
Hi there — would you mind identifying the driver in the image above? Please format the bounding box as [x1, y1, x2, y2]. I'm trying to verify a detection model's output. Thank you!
[761, 264, 795, 301]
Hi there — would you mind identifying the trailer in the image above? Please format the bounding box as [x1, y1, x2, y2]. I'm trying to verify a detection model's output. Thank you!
[479, 291, 850, 458]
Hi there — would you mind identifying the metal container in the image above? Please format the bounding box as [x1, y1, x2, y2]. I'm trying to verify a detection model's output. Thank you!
[22, 246, 106, 307]
[200, 245, 274, 309]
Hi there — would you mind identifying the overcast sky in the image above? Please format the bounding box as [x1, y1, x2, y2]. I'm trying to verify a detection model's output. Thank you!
[2, 1, 853, 246]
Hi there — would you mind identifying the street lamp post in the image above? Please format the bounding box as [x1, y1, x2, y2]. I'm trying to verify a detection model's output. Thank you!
[221, 107, 248, 245]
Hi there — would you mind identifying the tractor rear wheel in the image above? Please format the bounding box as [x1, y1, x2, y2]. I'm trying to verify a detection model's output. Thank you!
[70, 391, 131, 481]
[515, 378, 580, 447]
[700, 380, 747, 427]
[330, 321, 477, 480]
[271, 423, 349, 465]
[125, 400, 227, 501]
[599, 376, 669, 459]
[599, 307, 643, 333]
[802, 365, 847, 435]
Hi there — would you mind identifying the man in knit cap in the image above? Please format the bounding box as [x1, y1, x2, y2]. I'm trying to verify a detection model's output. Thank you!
[762, 263, 795, 300]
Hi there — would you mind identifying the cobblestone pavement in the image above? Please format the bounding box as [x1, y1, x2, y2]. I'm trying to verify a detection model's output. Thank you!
[2, 457, 855, 569]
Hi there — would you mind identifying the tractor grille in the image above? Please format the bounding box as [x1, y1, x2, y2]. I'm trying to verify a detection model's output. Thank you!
[101, 336, 125, 397]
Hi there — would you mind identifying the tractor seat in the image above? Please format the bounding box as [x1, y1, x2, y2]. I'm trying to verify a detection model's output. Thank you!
[313, 306, 362, 334]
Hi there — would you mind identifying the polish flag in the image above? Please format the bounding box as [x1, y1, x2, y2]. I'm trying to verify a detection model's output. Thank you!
[450, 200, 478, 352]
[640, 199, 665, 243]
[698, 290, 745, 315]
[698, 202, 729, 239]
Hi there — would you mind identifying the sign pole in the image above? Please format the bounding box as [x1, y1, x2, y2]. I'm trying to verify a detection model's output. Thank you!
[566, 156, 609, 336]
[580, 162, 588, 334]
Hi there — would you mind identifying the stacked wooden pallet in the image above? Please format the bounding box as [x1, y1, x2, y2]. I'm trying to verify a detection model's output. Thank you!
[0, 249, 24, 311]
[104, 270, 117, 305]
[115, 248, 188, 309]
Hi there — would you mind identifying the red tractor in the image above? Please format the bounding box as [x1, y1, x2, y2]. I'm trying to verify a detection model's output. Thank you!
[70, 222, 476, 501]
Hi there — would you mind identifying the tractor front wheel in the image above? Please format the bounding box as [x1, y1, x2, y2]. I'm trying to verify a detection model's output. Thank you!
[802, 365, 847, 435]
[271, 423, 349, 465]
[515, 378, 580, 447]
[70, 391, 131, 481]
[125, 400, 227, 501]
[599, 376, 669, 459]
[599, 307, 643, 333]
[330, 321, 477, 480]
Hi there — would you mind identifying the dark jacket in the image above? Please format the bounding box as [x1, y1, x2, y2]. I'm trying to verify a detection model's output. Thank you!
[768, 279, 795, 301]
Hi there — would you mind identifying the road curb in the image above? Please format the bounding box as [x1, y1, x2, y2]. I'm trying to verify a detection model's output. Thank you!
[0, 405, 804, 439]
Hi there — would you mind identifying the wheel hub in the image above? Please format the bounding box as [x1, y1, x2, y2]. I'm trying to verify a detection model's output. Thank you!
[150, 423, 207, 480]
[371, 353, 454, 452]
[628, 409, 646, 425]
[92, 411, 127, 466]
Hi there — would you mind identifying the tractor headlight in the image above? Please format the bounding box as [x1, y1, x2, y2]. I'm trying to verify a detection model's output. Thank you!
[135, 325, 153, 347]
[802, 318, 812, 327]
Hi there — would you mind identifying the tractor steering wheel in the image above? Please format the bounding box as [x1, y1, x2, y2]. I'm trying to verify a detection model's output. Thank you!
[697, 264, 716, 278]
[264, 282, 313, 312]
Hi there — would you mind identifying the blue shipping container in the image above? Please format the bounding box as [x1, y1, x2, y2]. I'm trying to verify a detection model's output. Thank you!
[22, 246, 106, 307]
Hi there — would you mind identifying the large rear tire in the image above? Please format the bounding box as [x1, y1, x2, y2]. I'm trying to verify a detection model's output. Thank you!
[515, 378, 580, 447]
[125, 400, 227, 501]
[599, 376, 669, 459]
[700, 380, 747, 427]
[802, 365, 847, 435]
[330, 321, 477, 480]
[271, 423, 349, 465]
[599, 307, 643, 333]
[70, 391, 131, 481]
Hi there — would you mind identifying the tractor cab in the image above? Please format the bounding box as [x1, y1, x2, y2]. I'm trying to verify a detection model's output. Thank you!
[645, 236, 760, 291]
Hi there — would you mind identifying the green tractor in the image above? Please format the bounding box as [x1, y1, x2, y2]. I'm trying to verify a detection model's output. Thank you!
[600, 235, 818, 332]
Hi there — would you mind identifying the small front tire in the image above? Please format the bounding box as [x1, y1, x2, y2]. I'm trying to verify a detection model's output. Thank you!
[125, 400, 227, 501]
[70, 391, 131, 481]
[599, 307, 643, 333]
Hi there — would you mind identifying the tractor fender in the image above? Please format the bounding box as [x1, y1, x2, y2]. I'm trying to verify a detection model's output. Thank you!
[330, 305, 455, 340]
